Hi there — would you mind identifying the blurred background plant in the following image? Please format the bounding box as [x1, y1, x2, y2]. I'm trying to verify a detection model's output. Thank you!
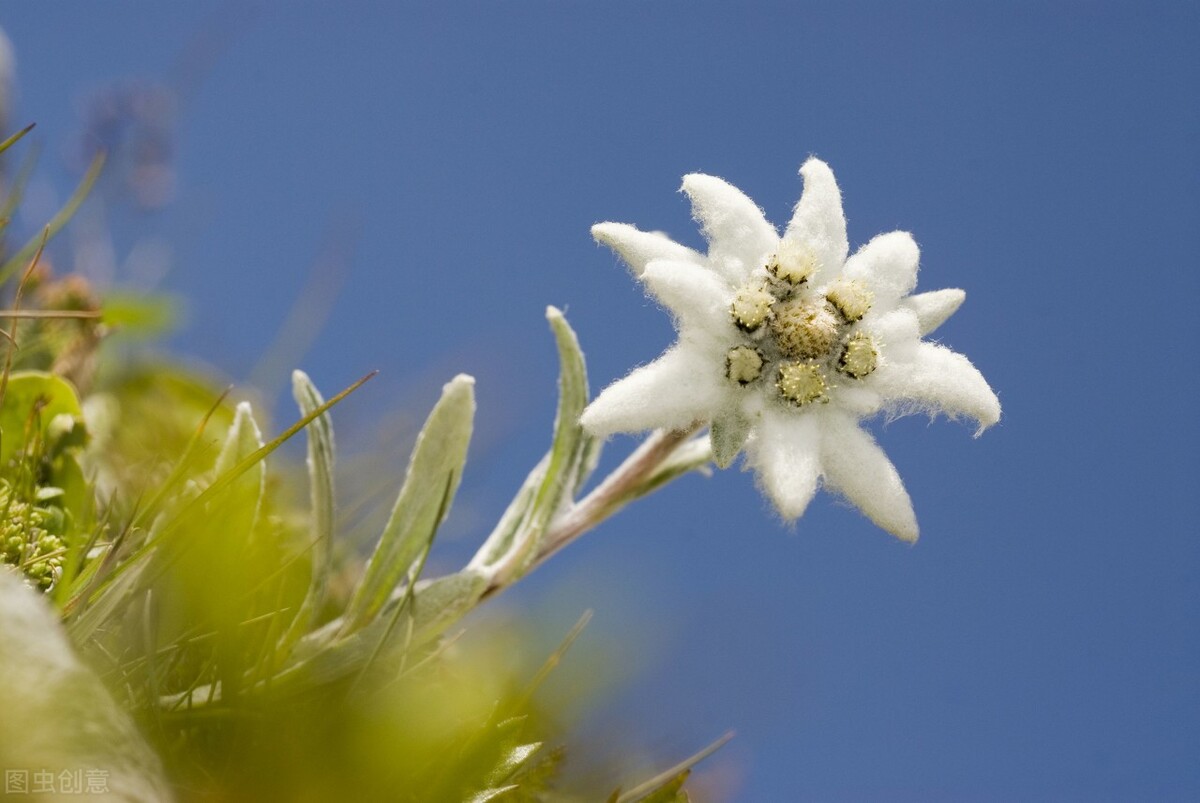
[0, 27, 726, 803]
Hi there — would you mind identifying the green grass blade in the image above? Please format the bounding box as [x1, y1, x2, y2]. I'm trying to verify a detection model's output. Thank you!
[172, 372, 372, 533]
[0, 122, 35, 156]
[67, 559, 146, 643]
[131, 385, 232, 531]
[0, 152, 105, 284]
[83, 372, 376, 604]
[342, 374, 475, 633]
[0, 136, 40, 242]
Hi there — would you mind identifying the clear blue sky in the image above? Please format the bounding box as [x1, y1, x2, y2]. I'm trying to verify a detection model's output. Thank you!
[4, 2, 1198, 799]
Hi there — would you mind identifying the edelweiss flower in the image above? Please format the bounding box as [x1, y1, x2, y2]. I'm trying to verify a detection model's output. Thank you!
[581, 159, 1000, 541]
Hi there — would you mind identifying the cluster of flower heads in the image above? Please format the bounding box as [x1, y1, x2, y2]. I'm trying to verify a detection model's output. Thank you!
[581, 159, 1000, 541]
[1, 482, 65, 590]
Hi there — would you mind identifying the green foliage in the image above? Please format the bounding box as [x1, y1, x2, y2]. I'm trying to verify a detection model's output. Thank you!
[0, 370, 83, 464]
[0, 122, 723, 801]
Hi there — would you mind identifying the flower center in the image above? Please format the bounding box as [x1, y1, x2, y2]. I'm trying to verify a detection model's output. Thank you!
[725, 345, 765, 385]
[729, 285, 776, 332]
[771, 298, 840, 359]
[838, 332, 878, 379]
[766, 242, 816, 286]
[776, 361, 826, 405]
[825, 278, 874, 322]
[723, 253, 880, 405]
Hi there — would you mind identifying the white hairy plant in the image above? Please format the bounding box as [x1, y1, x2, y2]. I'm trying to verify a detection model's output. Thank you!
[582, 159, 1000, 541]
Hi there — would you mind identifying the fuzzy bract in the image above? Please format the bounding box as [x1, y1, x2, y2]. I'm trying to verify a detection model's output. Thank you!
[581, 159, 1000, 541]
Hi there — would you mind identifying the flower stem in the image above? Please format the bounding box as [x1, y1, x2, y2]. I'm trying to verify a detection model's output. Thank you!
[523, 422, 703, 578]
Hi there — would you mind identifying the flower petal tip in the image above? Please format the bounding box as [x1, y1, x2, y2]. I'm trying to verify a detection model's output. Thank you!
[972, 398, 1002, 438]
[905, 288, 966, 335]
[577, 406, 611, 439]
[799, 157, 834, 179]
[678, 172, 715, 193]
[861, 492, 919, 544]
[590, 221, 625, 244]
[889, 518, 920, 544]
[591, 221, 702, 277]
[772, 496, 813, 524]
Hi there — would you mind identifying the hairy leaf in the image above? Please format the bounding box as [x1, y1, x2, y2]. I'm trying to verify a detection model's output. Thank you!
[709, 409, 750, 469]
[278, 370, 336, 651]
[343, 374, 475, 632]
[469, 308, 597, 585]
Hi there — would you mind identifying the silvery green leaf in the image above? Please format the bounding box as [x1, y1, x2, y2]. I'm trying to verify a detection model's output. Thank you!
[468, 308, 597, 584]
[470, 455, 546, 573]
[212, 401, 266, 531]
[403, 569, 489, 644]
[709, 409, 750, 469]
[530, 306, 594, 543]
[615, 732, 732, 803]
[343, 375, 475, 632]
[273, 570, 487, 690]
[628, 771, 690, 803]
[279, 371, 336, 649]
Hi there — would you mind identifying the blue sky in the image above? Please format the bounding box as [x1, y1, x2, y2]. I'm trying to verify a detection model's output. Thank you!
[3, 2, 1198, 799]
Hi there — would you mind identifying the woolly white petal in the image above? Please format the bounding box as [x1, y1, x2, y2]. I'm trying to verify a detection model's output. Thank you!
[874, 342, 1001, 432]
[781, 159, 848, 284]
[581, 345, 723, 436]
[832, 384, 883, 417]
[902, 288, 966, 335]
[871, 307, 922, 363]
[592, 222, 704, 277]
[819, 411, 918, 542]
[680, 173, 778, 284]
[842, 230, 919, 310]
[746, 409, 822, 520]
[641, 259, 732, 336]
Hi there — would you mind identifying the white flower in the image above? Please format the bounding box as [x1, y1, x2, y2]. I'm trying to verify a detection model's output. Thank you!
[581, 158, 1000, 541]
